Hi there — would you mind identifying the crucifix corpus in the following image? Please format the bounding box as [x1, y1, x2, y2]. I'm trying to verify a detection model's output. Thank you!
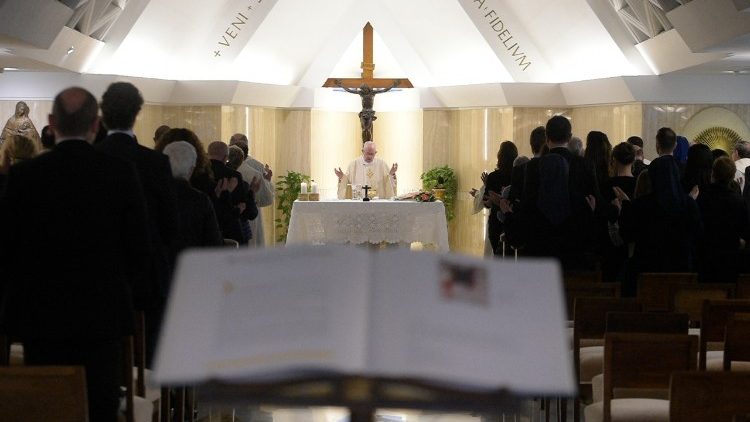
[323, 22, 413, 144]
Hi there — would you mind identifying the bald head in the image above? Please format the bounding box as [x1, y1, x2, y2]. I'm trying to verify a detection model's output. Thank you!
[50, 87, 99, 140]
[362, 141, 377, 163]
[207, 141, 229, 161]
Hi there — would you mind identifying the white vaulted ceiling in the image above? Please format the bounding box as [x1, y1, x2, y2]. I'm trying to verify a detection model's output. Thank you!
[0, 0, 748, 106]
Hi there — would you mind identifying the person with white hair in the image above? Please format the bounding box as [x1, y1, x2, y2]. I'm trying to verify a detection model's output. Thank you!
[163, 141, 223, 250]
[334, 141, 397, 199]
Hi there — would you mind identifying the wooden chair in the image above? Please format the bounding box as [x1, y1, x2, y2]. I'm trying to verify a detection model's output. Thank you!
[736, 274, 750, 299]
[671, 283, 735, 327]
[723, 313, 750, 371]
[636, 273, 698, 313]
[670, 371, 750, 421]
[571, 297, 641, 422]
[605, 312, 689, 335]
[0, 366, 89, 422]
[564, 280, 619, 321]
[699, 300, 750, 370]
[590, 312, 690, 404]
[584, 333, 697, 422]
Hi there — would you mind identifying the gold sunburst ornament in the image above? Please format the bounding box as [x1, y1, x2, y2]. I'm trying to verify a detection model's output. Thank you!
[693, 127, 743, 154]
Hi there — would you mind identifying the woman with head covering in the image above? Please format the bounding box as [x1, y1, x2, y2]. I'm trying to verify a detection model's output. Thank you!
[673, 135, 690, 167]
[616, 154, 702, 295]
[695, 156, 749, 283]
[1, 101, 41, 148]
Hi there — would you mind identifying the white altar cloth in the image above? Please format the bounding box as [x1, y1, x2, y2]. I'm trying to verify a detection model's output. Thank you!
[286, 199, 449, 251]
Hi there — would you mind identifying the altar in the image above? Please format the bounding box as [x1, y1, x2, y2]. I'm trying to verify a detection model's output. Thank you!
[286, 199, 449, 251]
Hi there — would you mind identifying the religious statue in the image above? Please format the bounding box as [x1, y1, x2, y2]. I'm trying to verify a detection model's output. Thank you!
[1, 101, 40, 148]
[336, 79, 401, 143]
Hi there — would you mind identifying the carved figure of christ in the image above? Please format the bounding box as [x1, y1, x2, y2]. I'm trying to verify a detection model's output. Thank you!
[323, 22, 413, 143]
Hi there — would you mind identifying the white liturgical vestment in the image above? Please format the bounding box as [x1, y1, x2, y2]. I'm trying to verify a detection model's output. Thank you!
[337, 157, 396, 199]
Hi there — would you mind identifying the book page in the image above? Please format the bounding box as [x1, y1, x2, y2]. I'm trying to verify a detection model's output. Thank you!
[366, 250, 575, 395]
[153, 246, 372, 385]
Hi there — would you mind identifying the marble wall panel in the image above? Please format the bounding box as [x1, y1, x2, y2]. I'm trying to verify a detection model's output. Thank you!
[374, 111, 424, 195]
[571, 103, 643, 146]
[513, 107, 571, 158]
[642, 104, 750, 159]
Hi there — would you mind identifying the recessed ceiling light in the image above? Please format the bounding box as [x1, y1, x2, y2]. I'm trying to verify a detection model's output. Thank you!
[3, 67, 19, 71]
[66, 46, 75, 55]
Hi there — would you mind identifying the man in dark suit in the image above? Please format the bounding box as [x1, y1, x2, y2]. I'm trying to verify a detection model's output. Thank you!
[0, 87, 152, 422]
[97, 82, 179, 366]
[501, 116, 597, 271]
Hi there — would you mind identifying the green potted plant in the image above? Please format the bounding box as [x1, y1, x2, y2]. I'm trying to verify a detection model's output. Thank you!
[421, 166, 458, 221]
[275, 170, 311, 242]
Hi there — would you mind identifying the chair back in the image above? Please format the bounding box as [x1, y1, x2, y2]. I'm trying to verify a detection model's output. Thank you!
[223, 238, 240, 248]
[723, 313, 750, 371]
[564, 280, 620, 321]
[670, 371, 750, 422]
[737, 274, 750, 299]
[0, 366, 89, 422]
[603, 333, 697, 422]
[572, 297, 641, 383]
[606, 312, 689, 334]
[637, 272, 697, 312]
[672, 283, 735, 326]
[699, 300, 750, 370]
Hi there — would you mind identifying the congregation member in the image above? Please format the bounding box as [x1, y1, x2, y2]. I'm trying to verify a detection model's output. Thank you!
[207, 141, 254, 244]
[484, 141, 518, 255]
[696, 156, 750, 283]
[500, 116, 597, 271]
[682, 143, 713, 194]
[97, 81, 180, 366]
[626, 136, 649, 177]
[227, 145, 260, 243]
[617, 127, 702, 296]
[162, 141, 223, 250]
[734, 140, 750, 193]
[228, 136, 274, 247]
[508, 126, 546, 205]
[584, 131, 612, 199]
[335, 140, 397, 199]
[0, 87, 152, 422]
[568, 136, 584, 157]
[601, 142, 637, 282]
[40, 124, 56, 152]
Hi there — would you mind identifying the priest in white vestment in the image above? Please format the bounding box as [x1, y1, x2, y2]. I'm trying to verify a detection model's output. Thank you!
[335, 141, 397, 199]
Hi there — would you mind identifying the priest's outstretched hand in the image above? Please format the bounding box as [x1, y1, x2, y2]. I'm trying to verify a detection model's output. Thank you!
[334, 167, 344, 180]
[389, 163, 398, 176]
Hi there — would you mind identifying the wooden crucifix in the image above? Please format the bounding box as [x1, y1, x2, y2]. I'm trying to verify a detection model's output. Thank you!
[323, 22, 413, 144]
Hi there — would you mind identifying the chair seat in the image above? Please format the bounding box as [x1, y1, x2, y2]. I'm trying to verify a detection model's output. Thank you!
[580, 346, 604, 382]
[591, 374, 669, 403]
[119, 395, 154, 422]
[705, 350, 750, 371]
[584, 398, 669, 422]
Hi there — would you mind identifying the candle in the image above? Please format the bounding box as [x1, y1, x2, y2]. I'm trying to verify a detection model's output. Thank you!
[300, 182, 308, 194]
[311, 180, 318, 193]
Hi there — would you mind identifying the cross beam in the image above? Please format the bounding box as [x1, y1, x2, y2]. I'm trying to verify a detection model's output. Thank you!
[322, 23, 413, 89]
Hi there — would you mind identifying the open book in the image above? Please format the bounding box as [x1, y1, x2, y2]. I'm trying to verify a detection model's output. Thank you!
[153, 246, 575, 396]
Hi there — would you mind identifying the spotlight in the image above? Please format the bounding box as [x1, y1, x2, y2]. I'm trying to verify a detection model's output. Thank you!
[66, 46, 75, 55]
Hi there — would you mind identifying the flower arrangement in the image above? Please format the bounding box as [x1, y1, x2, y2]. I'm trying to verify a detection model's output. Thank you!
[421, 166, 457, 221]
[415, 190, 436, 202]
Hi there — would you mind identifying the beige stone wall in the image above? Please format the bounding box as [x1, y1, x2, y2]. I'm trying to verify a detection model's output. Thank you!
[3, 99, 746, 253]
